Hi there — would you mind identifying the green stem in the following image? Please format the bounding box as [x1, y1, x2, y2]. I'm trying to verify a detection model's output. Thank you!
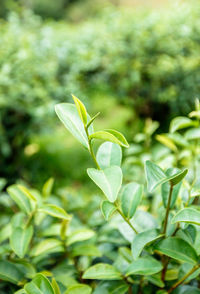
[163, 183, 173, 236]
[85, 125, 138, 234]
[115, 204, 138, 234]
[168, 264, 200, 293]
[85, 126, 100, 170]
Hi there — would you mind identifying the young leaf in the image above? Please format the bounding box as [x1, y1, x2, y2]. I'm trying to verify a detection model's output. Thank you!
[30, 239, 64, 257]
[83, 263, 122, 280]
[7, 185, 33, 215]
[24, 274, 54, 294]
[96, 142, 122, 169]
[0, 260, 23, 284]
[65, 284, 92, 294]
[171, 208, 200, 226]
[154, 237, 198, 264]
[161, 168, 182, 208]
[170, 116, 195, 133]
[42, 177, 54, 198]
[156, 134, 177, 152]
[52, 278, 61, 294]
[121, 182, 143, 219]
[168, 168, 188, 186]
[131, 229, 162, 260]
[87, 166, 122, 203]
[38, 204, 71, 220]
[185, 128, 200, 140]
[145, 161, 166, 192]
[90, 129, 129, 148]
[66, 229, 95, 246]
[55, 103, 93, 149]
[101, 201, 117, 221]
[126, 256, 163, 276]
[10, 226, 33, 258]
[72, 94, 87, 125]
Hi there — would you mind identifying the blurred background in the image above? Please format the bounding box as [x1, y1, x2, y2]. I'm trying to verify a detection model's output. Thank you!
[0, 0, 199, 189]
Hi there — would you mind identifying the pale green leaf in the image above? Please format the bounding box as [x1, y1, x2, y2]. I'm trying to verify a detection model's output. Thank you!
[10, 226, 33, 258]
[170, 116, 195, 133]
[66, 229, 95, 246]
[87, 166, 122, 202]
[90, 129, 129, 148]
[42, 178, 54, 198]
[96, 142, 122, 169]
[171, 208, 200, 226]
[30, 239, 64, 257]
[72, 95, 88, 125]
[7, 185, 33, 215]
[38, 204, 71, 220]
[83, 263, 122, 280]
[24, 274, 54, 294]
[126, 256, 163, 276]
[65, 284, 92, 294]
[101, 201, 116, 221]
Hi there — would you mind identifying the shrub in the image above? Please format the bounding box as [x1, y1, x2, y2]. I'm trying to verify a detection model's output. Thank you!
[1, 95, 200, 293]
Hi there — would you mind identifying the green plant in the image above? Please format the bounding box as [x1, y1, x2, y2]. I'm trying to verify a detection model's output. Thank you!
[1, 96, 200, 293]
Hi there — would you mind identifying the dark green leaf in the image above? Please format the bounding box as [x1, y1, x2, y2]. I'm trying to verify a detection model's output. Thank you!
[126, 256, 163, 276]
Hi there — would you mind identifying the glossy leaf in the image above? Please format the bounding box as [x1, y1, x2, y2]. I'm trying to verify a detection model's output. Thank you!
[145, 161, 166, 192]
[42, 177, 54, 198]
[0, 260, 23, 284]
[72, 94, 87, 125]
[121, 182, 143, 219]
[90, 129, 129, 148]
[38, 204, 71, 220]
[101, 201, 116, 221]
[131, 229, 161, 260]
[30, 239, 64, 257]
[170, 116, 195, 133]
[83, 263, 122, 280]
[24, 274, 54, 294]
[185, 128, 200, 140]
[96, 142, 122, 169]
[154, 237, 198, 264]
[7, 185, 33, 215]
[65, 284, 92, 294]
[172, 208, 200, 226]
[52, 278, 61, 294]
[161, 168, 182, 208]
[66, 229, 95, 246]
[10, 226, 33, 258]
[87, 166, 122, 202]
[126, 256, 163, 276]
[55, 103, 93, 149]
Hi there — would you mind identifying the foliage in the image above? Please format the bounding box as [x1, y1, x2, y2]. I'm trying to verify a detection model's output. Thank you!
[1, 96, 200, 293]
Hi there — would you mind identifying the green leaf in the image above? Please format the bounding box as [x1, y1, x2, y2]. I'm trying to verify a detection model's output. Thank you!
[30, 239, 64, 257]
[71, 244, 102, 257]
[161, 168, 182, 208]
[101, 201, 117, 221]
[66, 229, 95, 246]
[121, 182, 143, 219]
[154, 237, 198, 264]
[7, 185, 33, 215]
[96, 142, 122, 169]
[64, 284, 92, 294]
[83, 263, 122, 280]
[55, 103, 93, 149]
[10, 225, 33, 258]
[24, 274, 54, 294]
[145, 161, 166, 192]
[87, 166, 122, 202]
[131, 229, 162, 260]
[171, 208, 200, 226]
[52, 278, 61, 294]
[86, 112, 100, 128]
[126, 256, 163, 276]
[185, 128, 200, 140]
[38, 204, 71, 220]
[42, 177, 54, 198]
[0, 260, 23, 284]
[72, 94, 88, 125]
[156, 134, 177, 151]
[169, 169, 188, 186]
[90, 129, 129, 148]
[170, 116, 195, 133]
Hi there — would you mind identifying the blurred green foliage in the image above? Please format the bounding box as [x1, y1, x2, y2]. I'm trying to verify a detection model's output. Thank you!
[1, 1, 200, 185]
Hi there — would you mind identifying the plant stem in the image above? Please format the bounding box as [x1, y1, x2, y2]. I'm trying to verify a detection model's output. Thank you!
[85, 126, 100, 170]
[85, 125, 138, 235]
[168, 264, 200, 293]
[116, 205, 138, 234]
[163, 183, 173, 236]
